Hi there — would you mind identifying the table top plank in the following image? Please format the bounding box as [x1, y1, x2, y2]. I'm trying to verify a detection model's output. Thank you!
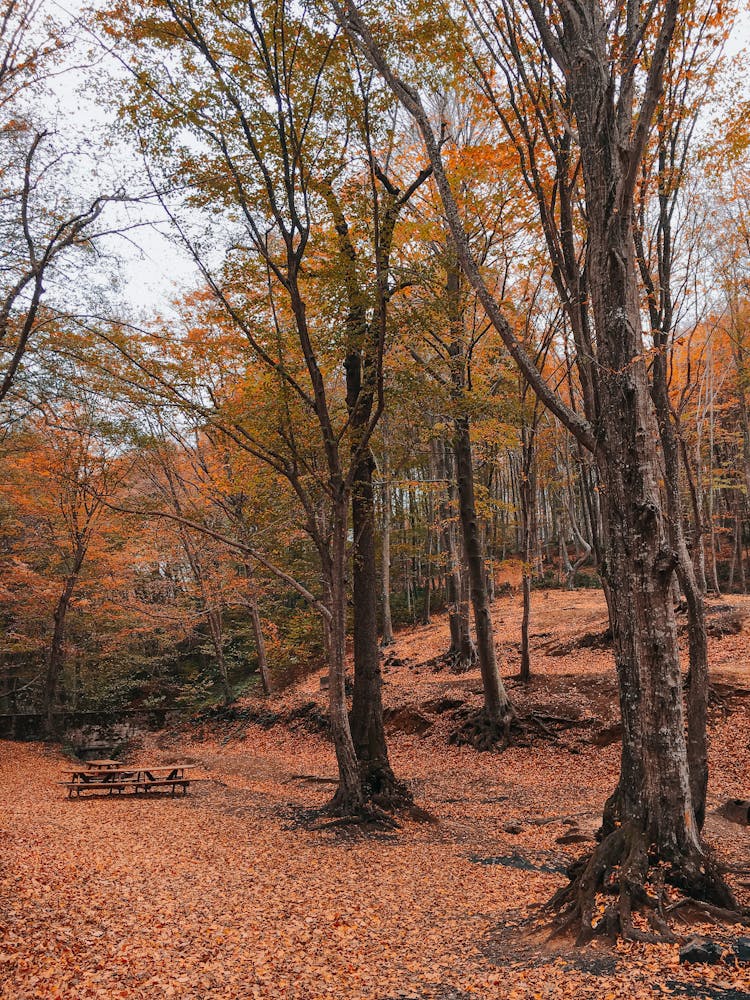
[61, 764, 195, 776]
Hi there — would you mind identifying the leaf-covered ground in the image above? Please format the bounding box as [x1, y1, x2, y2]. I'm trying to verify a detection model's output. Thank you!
[2, 591, 750, 999]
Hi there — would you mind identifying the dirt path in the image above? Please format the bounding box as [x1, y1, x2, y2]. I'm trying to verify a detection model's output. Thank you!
[2, 591, 750, 999]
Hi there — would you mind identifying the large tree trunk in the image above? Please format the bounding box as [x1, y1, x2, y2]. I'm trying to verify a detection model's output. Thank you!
[349, 442, 402, 802]
[597, 422, 698, 859]
[544, 2, 735, 938]
[327, 512, 364, 815]
[322, 175, 407, 809]
[592, 218, 696, 855]
[345, 341, 403, 806]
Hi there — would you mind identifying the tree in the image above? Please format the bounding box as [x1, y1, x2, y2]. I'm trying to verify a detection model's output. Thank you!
[97, 0, 443, 812]
[394, 100, 522, 730]
[0, 1, 123, 405]
[0, 391, 129, 731]
[339, 0, 739, 938]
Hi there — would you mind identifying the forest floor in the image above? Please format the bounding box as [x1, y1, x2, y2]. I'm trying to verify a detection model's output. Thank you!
[2, 590, 750, 1000]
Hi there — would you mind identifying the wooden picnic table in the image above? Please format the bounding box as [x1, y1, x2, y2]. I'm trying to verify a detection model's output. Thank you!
[60, 763, 194, 798]
[84, 759, 121, 769]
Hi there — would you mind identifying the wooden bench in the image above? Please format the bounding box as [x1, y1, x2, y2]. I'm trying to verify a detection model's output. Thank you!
[60, 764, 193, 798]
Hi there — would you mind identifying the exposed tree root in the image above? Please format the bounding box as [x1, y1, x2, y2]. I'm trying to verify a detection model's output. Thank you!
[449, 706, 515, 750]
[360, 761, 416, 814]
[288, 774, 339, 784]
[322, 762, 428, 827]
[449, 706, 582, 751]
[442, 645, 478, 674]
[546, 821, 747, 944]
[666, 897, 749, 924]
[314, 803, 402, 831]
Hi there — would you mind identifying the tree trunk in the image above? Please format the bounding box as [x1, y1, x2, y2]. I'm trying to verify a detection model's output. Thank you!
[240, 560, 271, 695]
[380, 453, 395, 646]
[547, 6, 733, 928]
[327, 511, 364, 814]
[519, 423, 534, 682]
[679, 431, 708, 594]
[207, 607, 231, 704]
[345, 342, 401, 804]
[349, 444, 400, 801]
[44, 537, 88, 737]
[707, 359, 721, 595]
[44, 574, 78, 736]
[652, 350, 709, 828]
[434, 437, 476, 669]
[453, 413, 512, 723]
[247, 584, 271, 695]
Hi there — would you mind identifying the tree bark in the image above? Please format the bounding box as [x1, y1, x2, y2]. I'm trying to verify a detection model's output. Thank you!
[349, 438, 399, 800]
[246, 582, 271, 695]
[446, 252, 510, 720]
[44, 574, 78, 737]
[651, 354, 709, 828]
[379, 449, 395, 647]
[434, 436, 476, 669]
[519, 422, 535, 682]
[453, 412, 512, 723]
[44, 539, 87, 736]
[206, 607, 231, 704]
[327, 512, 364, 814]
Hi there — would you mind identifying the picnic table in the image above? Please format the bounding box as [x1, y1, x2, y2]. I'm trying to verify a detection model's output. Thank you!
[60, 763, 193, 798]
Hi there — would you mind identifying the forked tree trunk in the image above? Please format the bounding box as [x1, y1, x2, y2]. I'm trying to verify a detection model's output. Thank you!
[338, 0, 734, 931]
[322, 176, 404, 809]
[542, 0, 734, 934]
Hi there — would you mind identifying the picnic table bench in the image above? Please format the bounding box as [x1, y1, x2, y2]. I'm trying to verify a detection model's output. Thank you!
[60, 763, 193, 798]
